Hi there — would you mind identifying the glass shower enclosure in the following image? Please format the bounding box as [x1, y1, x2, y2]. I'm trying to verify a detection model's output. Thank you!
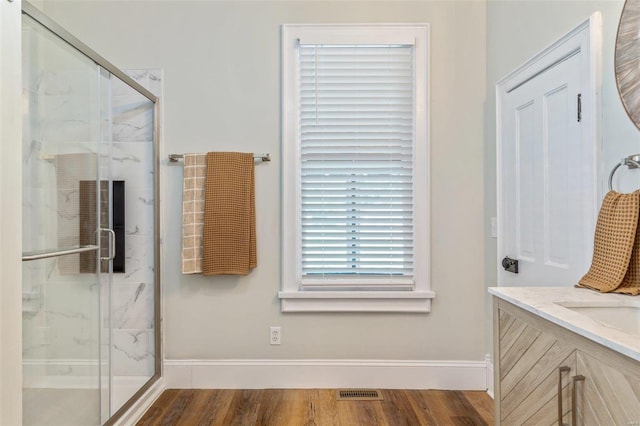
[21, 3, 160, 425]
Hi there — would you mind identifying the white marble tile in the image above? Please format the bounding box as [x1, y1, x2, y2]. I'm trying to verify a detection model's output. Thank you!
[22, 149, 51, 189]
[146, 71, 163, 97]
[22, 310, 47, 359]
[107, 142, 154, 190]
[43, 70, 97, 97]
[22, 286, 43, 316]
[46, 142, 100, 160]
[120, 235, 155, 283]
[111, 282, 154, 329]
[22, 188, 58, 253]
[112, 329, 154, 376]
[45, 281, 100, 359]
[100, 282, 111, 336]
[23, 258, 58, 285]
[125, 70, 150, 86]
[110, 75, 131, 98]
[112, 71, 148, 97]
[41, 94, 101, 143]
[22, 129, 41, 163]
[42, 71, 74, 97]
[112, 95, 154, 143]
[122, 69, 163, 95]
[34, 69, 46, 98]
[489, 286, 640, 362]
[124, 188, 154, 236]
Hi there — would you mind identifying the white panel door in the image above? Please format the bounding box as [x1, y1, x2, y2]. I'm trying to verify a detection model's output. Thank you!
[499, 51, 595, 287]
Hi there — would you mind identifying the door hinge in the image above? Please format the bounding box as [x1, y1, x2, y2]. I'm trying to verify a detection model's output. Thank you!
[577, 93, 582, 122]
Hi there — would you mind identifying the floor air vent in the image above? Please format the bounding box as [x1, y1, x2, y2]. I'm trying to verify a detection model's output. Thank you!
[337, 389, 383, 401]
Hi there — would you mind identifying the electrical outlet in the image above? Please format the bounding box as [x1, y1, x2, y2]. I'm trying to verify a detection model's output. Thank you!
[270, 326, 281, 345]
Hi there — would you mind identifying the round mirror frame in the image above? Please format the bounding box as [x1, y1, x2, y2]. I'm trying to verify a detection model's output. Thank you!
[616, 0, 640, 130]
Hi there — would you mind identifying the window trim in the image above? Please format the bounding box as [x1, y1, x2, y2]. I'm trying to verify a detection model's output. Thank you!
[279, 24, 434, 313]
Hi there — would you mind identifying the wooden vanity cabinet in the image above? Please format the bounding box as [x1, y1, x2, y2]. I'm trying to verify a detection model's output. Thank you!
[495, 303, 576, 425]
[494, 298, 640, 426]
[575, 350, 640, 425]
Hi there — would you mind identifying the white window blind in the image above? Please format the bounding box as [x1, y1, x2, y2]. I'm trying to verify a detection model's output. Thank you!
[298, 44, 416, 286]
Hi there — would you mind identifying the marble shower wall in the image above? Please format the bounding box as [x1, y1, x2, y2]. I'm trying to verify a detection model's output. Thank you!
[108, 69, 160, 378]
[22, 41, 160, 382]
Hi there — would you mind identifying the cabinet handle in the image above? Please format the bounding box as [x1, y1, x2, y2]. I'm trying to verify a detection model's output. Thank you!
[571, 375, 585, 426]
[558, 366, 571, 426]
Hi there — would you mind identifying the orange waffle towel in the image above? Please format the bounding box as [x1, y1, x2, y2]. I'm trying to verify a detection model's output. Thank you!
[202, 152, 256, 275]
[616, 196, 640, 295]
[181, 153, 207, 274]
[579, 190, 640, 293]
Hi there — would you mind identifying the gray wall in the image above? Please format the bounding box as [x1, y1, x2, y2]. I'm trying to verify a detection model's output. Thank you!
[43, 0, 488, 361]
[42, 0, 640, 366]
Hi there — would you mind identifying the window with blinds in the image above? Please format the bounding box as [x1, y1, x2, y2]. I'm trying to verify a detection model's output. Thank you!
[299, 44, 415, 288]
[281, 24, 431, 310]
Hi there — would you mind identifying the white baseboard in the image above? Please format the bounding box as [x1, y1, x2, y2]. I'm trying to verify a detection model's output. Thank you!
[164, 359, 488, 390]
[113, 378, 165, 426]
[485, 353, 494, 399]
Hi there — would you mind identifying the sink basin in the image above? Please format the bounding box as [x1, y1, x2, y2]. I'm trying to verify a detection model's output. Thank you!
[554, 301, 640, 336]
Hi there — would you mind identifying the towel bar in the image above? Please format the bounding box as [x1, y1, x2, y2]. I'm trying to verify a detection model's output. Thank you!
[609, 154, 640, 191]
[168, 153, 271, 163]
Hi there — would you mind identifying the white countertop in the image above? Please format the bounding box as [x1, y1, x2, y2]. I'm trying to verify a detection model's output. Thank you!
[489, 286, 640, 363]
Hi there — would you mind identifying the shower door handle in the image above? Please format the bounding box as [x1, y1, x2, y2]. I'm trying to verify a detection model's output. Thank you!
[100, 228, 116, 262]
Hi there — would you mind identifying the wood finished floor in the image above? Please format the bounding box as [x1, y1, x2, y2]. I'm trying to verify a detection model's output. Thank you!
[137, 389, 494, 426]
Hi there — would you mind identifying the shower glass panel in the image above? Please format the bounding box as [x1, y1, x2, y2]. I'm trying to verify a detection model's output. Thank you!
[107, 75, 156, 415]
[22, 14, 106, 426]
[22, 8, 158, 425]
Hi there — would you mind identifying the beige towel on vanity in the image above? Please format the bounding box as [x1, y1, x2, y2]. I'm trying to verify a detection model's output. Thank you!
[181, 153, 207, 274]
[202, 152, 256, 276]
[578, 190, 640, 293]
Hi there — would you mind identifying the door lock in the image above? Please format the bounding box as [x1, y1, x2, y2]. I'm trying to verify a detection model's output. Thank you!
[502, 256, 519, 274]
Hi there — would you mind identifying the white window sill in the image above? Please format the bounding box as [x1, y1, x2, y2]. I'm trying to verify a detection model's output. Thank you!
[277, 291, 436, 313]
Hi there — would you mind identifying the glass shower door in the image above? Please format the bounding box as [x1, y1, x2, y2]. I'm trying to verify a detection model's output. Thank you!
[21, 14, 111, 426]
[21, 5, 159, 423]
[106, 72, 157, 417]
